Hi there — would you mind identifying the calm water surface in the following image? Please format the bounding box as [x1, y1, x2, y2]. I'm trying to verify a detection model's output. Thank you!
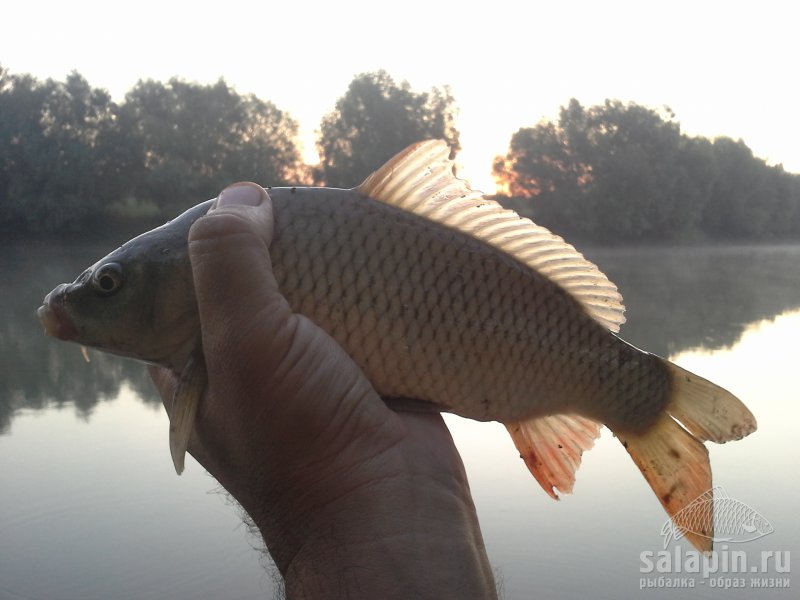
[1, 240, 798, 599]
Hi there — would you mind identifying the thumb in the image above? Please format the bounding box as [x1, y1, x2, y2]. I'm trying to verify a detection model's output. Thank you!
[188, 182, 295, 385]
[186, 182, 400, 489]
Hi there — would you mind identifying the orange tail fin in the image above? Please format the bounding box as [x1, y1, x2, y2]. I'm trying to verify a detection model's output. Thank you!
[612, 360, 756, 553]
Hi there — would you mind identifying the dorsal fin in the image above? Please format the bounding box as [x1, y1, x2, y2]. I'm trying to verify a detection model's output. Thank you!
[356, 140, 626, 332]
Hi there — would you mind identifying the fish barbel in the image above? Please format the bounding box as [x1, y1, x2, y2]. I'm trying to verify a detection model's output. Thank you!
[37, 140, 756, 552]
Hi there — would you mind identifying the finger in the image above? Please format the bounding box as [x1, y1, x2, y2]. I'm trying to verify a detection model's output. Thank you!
[188, 183, 297, 387]
[188, 182, 399, 452]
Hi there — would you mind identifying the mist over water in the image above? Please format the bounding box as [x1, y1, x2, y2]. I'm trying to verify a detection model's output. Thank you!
[1, 241, 798, 599]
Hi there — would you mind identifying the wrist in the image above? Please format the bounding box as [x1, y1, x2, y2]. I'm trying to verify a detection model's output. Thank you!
[251, 471, 497, 600]
[277, 479, 496, 600]
[206, 407, 499, 600]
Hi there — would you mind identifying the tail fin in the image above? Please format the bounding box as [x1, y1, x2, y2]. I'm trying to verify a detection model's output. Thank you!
[613, 360, 757, 553]
[664, 362, 756, 443]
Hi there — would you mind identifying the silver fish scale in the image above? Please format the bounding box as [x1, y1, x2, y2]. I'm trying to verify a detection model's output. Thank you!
[269, 188, 669, 430]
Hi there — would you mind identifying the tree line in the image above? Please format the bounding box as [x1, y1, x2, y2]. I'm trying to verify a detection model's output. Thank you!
[495, 99, 800, 242]
[0, 67, 457, 234]
[1, 65, 798, 241]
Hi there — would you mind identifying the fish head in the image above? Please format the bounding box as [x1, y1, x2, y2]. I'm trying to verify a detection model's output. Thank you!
[748, 511, 775, 537]
[37, 199, 214, 370]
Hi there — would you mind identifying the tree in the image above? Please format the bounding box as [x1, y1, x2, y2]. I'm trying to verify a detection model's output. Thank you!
[584, 101, 699, 239]
[122, 78, 302, 213]
[765, 167, 800, 237]
[493, 99, 593, 235]
[495, 99, 710, 241]
[0, 70, 303, 232]
[0, 70, 120, 233]
[317, 71, 460, 188]
[701, 138, 773, 238]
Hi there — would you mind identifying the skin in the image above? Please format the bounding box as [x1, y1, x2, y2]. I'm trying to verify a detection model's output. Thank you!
[148, 182, 498, 600]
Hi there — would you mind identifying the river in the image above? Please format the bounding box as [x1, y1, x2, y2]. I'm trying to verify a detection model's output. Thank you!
[1, 239, 798, 599]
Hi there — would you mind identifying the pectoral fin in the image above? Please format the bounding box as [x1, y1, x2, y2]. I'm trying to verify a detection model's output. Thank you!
[169, 352, 207, 475]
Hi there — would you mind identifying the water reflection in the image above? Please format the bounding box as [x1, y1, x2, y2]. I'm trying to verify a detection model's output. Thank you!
[588, 244, 800, 356]
[2, 241, 800, 432]
[2, 240, 799, 600]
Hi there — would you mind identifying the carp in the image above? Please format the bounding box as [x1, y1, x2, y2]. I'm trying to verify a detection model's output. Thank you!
[38, 140, 756, 552]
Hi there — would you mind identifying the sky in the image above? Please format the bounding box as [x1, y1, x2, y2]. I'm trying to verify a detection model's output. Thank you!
[2, 0, 798, 193]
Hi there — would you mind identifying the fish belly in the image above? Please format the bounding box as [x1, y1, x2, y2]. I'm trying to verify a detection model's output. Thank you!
[269, 188, 669, 429]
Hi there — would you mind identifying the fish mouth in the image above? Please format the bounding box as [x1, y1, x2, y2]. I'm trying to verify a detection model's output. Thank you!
[38, 285, 79, 341]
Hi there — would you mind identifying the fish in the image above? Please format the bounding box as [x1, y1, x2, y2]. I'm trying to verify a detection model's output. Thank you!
[660, 487, 773, 548]
[37, 140, 757, 552]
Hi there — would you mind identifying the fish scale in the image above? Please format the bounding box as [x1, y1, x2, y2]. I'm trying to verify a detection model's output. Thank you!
[268, 187, 668, 429]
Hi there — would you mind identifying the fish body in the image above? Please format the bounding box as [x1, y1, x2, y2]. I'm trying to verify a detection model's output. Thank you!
[268, 186, 665, 431]
[38, 141, 757, 552]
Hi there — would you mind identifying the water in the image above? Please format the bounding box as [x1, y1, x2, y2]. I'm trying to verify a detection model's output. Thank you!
[1, 240, 798, 599]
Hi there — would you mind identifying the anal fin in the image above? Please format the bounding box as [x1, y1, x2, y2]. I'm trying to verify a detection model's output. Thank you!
[505, 414, 602, 499]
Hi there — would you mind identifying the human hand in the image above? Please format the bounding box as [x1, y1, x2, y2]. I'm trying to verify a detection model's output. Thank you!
[149, 182, 497, 599]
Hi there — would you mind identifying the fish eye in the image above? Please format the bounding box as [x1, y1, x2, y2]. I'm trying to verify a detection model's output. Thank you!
[92, 263, 125, 296]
